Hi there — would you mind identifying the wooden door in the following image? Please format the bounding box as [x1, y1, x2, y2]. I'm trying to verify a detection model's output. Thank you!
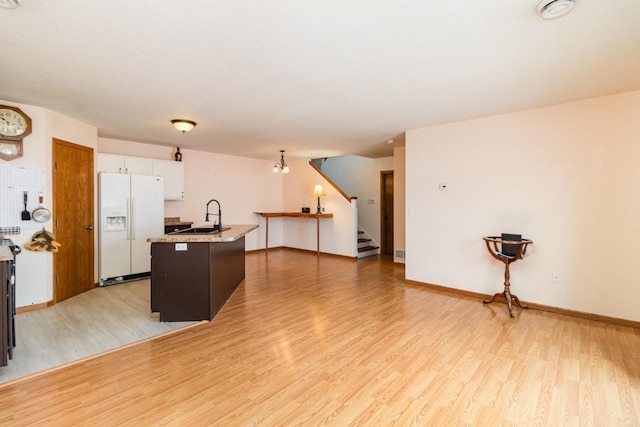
[380, 171, 394, 256]
[53, 138, 95, 303]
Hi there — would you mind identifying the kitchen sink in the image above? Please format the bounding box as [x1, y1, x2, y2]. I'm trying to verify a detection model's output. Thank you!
[169, 227, 230, 235]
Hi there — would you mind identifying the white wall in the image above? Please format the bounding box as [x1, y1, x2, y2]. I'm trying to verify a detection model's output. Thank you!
[98, 138, 282, 251]
[320, 155, 394, 248]
[393, 146, 406, 263]
[405, 90, 640, 322]
[98, 140, 356, 256]
[1, 100, 98, 307]
[280, 158, 357, 257]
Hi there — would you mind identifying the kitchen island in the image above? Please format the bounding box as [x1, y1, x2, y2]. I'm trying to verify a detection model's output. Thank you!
[147, 224, 258, 321]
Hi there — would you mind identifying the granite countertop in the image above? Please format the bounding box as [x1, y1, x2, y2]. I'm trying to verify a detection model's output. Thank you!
[0, 246, 13, 262]
[148, 224, 259, 243]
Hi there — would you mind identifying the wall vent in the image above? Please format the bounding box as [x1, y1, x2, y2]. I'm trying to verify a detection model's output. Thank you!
[395, 250, 406, 259]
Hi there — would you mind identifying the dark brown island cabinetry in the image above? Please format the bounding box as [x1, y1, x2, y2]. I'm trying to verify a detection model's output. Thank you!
[150, 236, 246, 321]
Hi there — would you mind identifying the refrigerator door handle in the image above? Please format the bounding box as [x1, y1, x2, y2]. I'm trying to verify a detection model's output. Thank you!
[130, 197, 136, 240]
[126, 197, 132, 240]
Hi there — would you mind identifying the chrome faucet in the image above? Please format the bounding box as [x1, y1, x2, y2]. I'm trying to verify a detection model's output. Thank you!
[205, 199, 222, 231]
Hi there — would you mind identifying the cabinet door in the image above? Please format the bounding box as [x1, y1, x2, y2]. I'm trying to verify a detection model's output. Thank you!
[153, 160, 185, 200]
[97, 154, 125, 174]
[124, 157, 153, 175]
[97, 154, 153, 175]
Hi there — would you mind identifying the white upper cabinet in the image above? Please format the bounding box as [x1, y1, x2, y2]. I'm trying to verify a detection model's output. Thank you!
[152, 159, 185, 200]
[97, 154, 153, 175]
[124, 157, 154, 175]
[97, 154, 185, 200]
[96, 154, 124, 173]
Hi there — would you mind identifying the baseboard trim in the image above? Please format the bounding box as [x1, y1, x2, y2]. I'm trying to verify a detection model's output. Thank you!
[405, 279, 640, 329]
[249, 246, 357, 260]
[16, 300, 53, 314]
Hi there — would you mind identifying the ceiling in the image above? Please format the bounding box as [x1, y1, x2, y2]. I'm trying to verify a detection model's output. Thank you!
[1, 1, 639, 161]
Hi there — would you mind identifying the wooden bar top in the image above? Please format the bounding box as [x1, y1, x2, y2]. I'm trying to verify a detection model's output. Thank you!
[254, 212, 333, 256]
[254, 212, 333, 218]
[164, 217, 194, 226]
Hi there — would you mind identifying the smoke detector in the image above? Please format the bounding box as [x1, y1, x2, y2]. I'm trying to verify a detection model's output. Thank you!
[0, 0, 22, 9]
[536, 0, 576, 20]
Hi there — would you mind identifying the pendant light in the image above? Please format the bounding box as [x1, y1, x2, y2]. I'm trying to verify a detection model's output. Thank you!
[273, 150, 290, 173]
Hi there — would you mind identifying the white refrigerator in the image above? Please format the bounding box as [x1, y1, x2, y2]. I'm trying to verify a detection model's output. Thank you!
[99, 172, 164, 285]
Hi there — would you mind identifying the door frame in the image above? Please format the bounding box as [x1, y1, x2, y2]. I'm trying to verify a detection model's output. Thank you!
[52, 138, 95, 303]
[380, 170, 394, 256]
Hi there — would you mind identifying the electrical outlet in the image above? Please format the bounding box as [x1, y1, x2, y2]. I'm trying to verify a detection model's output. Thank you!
[552, 272, 561, 283]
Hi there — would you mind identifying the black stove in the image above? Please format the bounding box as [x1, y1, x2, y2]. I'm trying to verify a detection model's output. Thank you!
[0, 237, 20, 363]
[0, 238, 21, 252]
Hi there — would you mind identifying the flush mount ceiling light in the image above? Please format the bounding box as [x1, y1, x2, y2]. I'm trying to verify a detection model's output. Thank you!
[536, 0, 576, 20]
[273, 150, 289, 173]
[171, 119, 197, 133]
[0, 0, 22, 9]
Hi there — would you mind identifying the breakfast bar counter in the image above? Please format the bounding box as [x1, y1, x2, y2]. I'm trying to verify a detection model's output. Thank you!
[254, 212, 333, 257]
[147, 224, 258, 321]
[148, 224, 258, 244]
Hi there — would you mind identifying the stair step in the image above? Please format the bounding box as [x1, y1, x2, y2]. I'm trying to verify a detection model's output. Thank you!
[358, 245, 379, 253]
[358, 238, 371, 243]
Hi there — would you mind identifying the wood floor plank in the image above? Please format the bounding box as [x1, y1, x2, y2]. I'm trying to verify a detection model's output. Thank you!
[0, 280, 198, 384]
[0, 249, 639, 426]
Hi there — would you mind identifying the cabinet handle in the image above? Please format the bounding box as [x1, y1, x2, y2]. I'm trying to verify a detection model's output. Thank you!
[86, 226, 94, 230]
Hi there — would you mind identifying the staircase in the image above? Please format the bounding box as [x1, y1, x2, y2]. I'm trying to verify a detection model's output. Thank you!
[357, 229, 380, 258]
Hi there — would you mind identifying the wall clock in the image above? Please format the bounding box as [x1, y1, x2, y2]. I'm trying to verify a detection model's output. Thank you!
[0, 105, 32, 161]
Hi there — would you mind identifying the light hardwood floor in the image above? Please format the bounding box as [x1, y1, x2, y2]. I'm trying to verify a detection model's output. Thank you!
[0, 249, 639, 426]
[0, 279, 198, 384]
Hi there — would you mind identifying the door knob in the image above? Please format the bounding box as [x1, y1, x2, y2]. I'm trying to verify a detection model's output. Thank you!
[86, 226, 94, 230]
